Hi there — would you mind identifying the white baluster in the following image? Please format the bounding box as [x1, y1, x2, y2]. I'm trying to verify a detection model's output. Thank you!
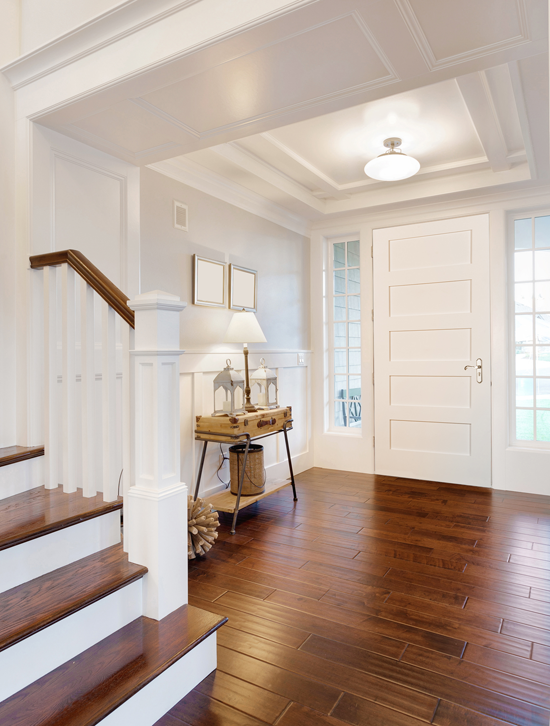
[43, 266, 58, 489]
[102, 301, 118, 501]
[61, 265, 77, 493]
[80, 280, 96, 497]
[121, 324, 135, 499]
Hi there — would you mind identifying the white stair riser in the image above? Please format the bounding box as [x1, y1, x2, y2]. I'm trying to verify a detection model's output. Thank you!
[0, 510, 120, 594]
[0, 458, 44, 501]
[99, 633, 217, 726]
[0, 579, 142, 702]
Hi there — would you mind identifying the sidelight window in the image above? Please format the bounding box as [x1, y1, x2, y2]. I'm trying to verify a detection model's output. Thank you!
[330, 238, 361, 429]
[512, 212, 550, 445]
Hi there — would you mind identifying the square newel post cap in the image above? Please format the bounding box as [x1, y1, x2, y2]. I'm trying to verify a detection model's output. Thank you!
[128, 290, 187, 351]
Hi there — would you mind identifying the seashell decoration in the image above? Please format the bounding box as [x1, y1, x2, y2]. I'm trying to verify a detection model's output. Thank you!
[188, 496, 219, 559]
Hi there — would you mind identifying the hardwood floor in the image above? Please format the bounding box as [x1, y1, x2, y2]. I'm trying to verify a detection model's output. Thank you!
[158, 468, 550, 726]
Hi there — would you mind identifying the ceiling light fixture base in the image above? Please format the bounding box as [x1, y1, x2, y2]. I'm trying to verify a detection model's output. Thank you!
[383, 137, 402, 150]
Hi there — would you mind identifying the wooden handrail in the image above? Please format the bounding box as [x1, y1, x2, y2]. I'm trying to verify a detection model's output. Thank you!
[30, 249, 135, 328]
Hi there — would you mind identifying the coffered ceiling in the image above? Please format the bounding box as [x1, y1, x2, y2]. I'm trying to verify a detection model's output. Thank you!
[34, 0, 549, 222]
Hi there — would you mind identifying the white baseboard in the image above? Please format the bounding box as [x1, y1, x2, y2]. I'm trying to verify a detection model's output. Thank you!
[99, 633, 218, 726]
[0, 580, 142, 702]
[0, 457, 44, 500]
[0, 510, 121, 594]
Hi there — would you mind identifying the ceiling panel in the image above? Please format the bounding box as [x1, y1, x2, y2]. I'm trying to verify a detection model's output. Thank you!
[484, 65, 524, 154]
[264, 79, 486, 186]
[71, 100, 175, 154]
[140, 13, 394, 135]
[402, 0, 527, 63]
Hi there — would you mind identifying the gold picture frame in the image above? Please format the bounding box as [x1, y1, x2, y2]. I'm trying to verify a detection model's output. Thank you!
[193, 255, 226, 308]
[229, 264, 257, 312]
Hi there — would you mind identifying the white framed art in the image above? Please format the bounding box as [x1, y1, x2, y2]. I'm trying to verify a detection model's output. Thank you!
[229, 264, 257, 312]
[193, 255, 226, 308]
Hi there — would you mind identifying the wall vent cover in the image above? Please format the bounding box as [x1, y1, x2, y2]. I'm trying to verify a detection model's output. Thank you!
[174, 200, 188, 231]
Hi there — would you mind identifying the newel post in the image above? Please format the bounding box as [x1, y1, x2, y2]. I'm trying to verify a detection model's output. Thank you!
[126, 290, 188, 620]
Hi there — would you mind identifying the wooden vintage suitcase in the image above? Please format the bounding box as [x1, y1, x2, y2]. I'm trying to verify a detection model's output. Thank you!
[195, 406, 292, 442]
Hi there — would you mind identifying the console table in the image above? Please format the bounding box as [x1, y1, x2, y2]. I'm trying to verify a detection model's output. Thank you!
[193, 406, 297, 534]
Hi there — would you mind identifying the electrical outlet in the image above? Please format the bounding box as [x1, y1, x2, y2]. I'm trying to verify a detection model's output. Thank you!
[297, 353, 305, 366]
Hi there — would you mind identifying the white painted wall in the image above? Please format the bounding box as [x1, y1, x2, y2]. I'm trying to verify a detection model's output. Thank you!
[0, 1, 19, 447]
[140, 167, 312, 496]
[311, 186, 550, 496]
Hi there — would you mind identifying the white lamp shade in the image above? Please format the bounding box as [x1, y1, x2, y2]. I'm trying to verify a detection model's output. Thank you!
[364, 151, 420, 182]
[224, 310, 267, 344]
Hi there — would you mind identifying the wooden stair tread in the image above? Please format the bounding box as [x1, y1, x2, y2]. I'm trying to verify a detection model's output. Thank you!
[0, 485, 122, 551]
[0, 446, 44, 468]
[0, 604, 227, 726]
[0, 543, 146, 653]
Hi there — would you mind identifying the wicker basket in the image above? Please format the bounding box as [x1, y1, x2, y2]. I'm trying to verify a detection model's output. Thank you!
[229, 443, 265, 496]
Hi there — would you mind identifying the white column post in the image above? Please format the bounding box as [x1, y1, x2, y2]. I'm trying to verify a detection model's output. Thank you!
[126, 290, 187, 621]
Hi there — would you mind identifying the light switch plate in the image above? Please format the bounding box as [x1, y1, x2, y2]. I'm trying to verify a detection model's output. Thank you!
[297, 353, 305, 366]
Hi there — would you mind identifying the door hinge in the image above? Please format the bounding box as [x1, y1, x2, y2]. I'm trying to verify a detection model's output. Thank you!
[373, 435, 375, 447]
[371, 309, 374, 322]
[371, 246, 373, 258]
[372, 371, 374, 385]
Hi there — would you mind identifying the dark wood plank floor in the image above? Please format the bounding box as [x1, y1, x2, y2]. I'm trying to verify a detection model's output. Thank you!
[157, 468, 550, 726]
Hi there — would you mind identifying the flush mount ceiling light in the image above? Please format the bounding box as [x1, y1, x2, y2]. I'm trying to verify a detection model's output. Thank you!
[364, 137, 420, 182]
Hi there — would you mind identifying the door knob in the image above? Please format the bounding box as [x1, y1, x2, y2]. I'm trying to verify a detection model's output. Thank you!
[464, 358, 482, 383]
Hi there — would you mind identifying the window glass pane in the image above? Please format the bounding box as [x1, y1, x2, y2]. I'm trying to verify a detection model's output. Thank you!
[334, 350, 346, 374]
[536, 347, 550, 375]
[333, 242, 345, 268]
[516, 409, 534, 440]
[536, 379, 550, 408]
[515, 283, 533, 312]
[334, 401, 347, 427]
[516, 378, 533, 408]
[535, 216, 550, 248]
[348, 322, 361, 347]
[535, 282, 550, 312]
[349, 375, 361, 400]
[334, 269, 346, 294]
[348, 399, 361, 427]
[536, 410, 550, 441]
[535, 251, 550, 281]
[347, 240, 360, 267]
[515, 251, 532, 282]
[516, 346, 533, 375]
[334, 323, 346, 347]
[348, 295, 360, 320]
[536, 314, 550, 343]
[334, 375, 347, 400]
[515, 315, 533, 344]
[334, 296, 346, 321]
[515, 218, 532, 249]
[348, 350, 361, 374]
[347, 268, 360, 295]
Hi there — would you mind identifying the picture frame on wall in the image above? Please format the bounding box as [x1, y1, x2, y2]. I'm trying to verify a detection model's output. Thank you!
[193, 255, 226, 308]
[229, 264, 257, 312]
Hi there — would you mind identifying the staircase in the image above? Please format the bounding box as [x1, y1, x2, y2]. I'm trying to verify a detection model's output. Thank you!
[0, 251, 227, 724]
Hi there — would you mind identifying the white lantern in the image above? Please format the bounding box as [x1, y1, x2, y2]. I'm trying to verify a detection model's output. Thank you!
[212, 359, 246, 416]
[251, 358, 278, 409]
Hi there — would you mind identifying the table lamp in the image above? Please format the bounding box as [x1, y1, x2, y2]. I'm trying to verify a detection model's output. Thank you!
[224, 310, 266, 412]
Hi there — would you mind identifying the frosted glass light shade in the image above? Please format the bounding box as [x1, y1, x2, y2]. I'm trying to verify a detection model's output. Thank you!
[224, 310, 266, 344]
[364, 150, 420, 182]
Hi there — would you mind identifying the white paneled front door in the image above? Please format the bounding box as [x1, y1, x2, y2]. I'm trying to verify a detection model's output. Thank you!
[373, 215, 491, 486]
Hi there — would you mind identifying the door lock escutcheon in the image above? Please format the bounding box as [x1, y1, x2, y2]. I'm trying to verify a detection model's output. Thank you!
[464, 358, 482, 383]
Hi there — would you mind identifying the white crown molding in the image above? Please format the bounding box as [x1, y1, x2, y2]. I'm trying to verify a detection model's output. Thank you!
[507, 60, 537, 179]
[311, 183, 550, 232]
[394, 0, 530, 71]
[1, 0, 322, 91]
[212, 143, 326, 213]
[148, 157, 312, 238]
